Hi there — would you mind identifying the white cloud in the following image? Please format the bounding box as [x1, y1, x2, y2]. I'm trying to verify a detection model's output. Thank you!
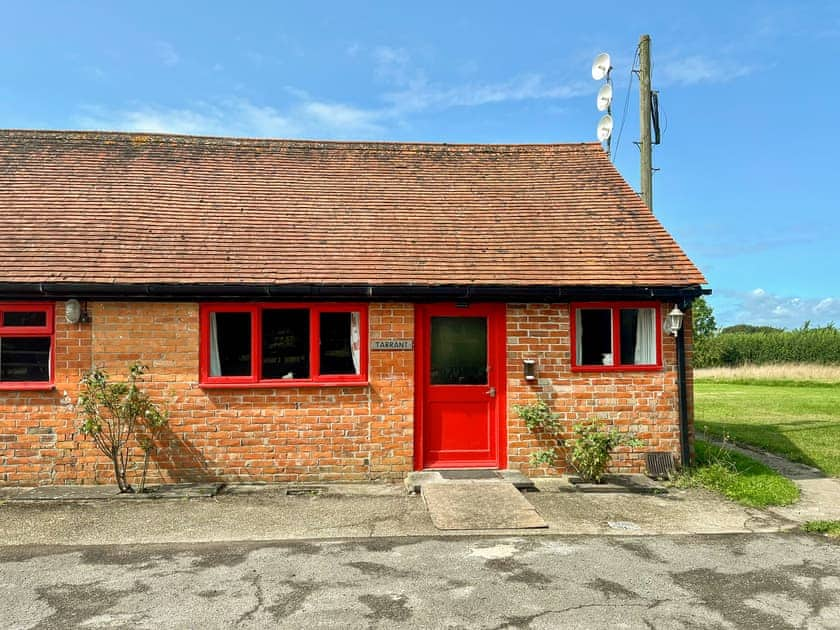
[657, 55, 754, 86]
[74, 58, 585, 140]
[300, 101, 383, 136]
[74, 41, 589, 141]
[717, 288, 840, 329]
[373, 45, 409, 68]
[76, 105, 220, 135]
[372, 46, 414, 86]
[153, 41, 180, 67]
[384, 74, 590, 113]
[74, 97, 382, 140]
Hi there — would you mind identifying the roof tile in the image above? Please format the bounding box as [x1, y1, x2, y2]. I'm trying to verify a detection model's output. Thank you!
[0, 130, 706, 288]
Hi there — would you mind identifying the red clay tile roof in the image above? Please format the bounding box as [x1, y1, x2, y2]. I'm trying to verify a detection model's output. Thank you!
[0, 130, 705, 289]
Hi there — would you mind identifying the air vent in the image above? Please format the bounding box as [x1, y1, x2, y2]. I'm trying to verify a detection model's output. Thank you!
[645, 452, 676, 480]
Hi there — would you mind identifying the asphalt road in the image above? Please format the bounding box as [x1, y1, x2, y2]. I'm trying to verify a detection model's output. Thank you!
[2, 533, 839, 629]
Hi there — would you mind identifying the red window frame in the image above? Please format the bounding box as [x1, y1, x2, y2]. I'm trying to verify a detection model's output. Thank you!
[199, 303, 369, 388]
[570, 301, 662, 372]
[0, 302, 55, 390]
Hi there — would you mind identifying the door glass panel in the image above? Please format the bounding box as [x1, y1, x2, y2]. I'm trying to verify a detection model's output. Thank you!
[430, 317, 487, 385]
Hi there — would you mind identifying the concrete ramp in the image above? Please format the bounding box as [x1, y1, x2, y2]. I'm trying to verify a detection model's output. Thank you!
[422, 481, 547, 530]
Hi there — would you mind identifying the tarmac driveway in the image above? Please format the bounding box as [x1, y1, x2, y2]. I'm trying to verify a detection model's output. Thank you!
[2, 534, 839, 629]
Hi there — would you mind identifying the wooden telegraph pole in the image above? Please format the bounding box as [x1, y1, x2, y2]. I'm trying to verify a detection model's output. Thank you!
[638, 34, 653, 211]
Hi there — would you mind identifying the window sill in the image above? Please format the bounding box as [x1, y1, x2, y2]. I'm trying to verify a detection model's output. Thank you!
[0, 383, 55, 391]
[571, 365, 662, 373]
[200, 380, 370, 390]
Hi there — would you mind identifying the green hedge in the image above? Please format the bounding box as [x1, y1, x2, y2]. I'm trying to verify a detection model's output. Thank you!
[694, 326, 840, 367]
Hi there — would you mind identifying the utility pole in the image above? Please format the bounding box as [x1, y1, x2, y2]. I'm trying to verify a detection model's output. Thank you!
[638, 34, 653, 211]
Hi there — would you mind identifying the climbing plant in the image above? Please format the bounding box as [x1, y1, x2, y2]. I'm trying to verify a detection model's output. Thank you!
[513, 398, 564, 468]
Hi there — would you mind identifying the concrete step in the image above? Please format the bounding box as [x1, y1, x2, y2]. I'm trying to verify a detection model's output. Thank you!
[404, 469, 535, 494]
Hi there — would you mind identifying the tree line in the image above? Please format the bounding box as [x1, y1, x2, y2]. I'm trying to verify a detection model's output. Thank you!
[691, 297, 840, 367]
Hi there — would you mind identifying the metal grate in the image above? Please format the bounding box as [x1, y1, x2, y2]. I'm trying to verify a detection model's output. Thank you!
[645, 452, 676, 480]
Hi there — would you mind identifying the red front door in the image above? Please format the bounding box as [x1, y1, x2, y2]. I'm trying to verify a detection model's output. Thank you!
[415, 303, 506, 469]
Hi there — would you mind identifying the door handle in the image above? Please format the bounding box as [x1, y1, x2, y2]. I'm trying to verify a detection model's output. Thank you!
[486, 387, 496, 398]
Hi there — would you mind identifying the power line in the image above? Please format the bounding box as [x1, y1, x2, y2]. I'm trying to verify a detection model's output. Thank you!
[611, 43, 640, 162]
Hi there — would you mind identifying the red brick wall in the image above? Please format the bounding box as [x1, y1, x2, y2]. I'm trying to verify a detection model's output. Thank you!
[0, 302, 415, 486]
[0, 300, 692, 486]
[505, 303, 687, 476]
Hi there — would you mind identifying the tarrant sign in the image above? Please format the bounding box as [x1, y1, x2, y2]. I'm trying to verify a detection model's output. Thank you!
[371, 340, 413, 351]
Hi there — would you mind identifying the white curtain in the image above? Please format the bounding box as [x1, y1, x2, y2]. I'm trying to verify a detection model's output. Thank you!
[350, 311, 361, 374]
[209, 313, 222, 376]
[634, 308, 656, 364]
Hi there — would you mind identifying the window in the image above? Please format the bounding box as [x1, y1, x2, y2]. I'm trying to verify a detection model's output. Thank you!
[200, 303, 367, 386]
[571, 302, 661, 371]
[0, 303, 54, 389]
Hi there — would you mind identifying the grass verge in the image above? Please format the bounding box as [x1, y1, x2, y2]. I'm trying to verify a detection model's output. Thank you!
[802, 521, 840, 538]
[694, 381, 840, 476]
[673, 440, 799, 508]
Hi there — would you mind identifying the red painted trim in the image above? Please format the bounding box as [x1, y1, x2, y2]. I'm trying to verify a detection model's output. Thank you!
[570, 301, 663, 372]
[414, 303, 506, 471]
[0, 383, 55, 391]
[200, 381, 370, 390]
[0, 302, 55, 389]
[198, 302, 369, 387]
[413, 305, 425, 471]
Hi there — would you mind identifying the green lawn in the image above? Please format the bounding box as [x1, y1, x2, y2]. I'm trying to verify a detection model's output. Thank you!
[674, 440, 799, 508]
[695, 381, 840, 476]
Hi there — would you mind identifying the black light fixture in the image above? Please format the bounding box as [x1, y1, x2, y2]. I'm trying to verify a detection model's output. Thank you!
[523, 359, 537, 381]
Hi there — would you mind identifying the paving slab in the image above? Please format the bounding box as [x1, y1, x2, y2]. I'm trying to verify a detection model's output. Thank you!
[422, 481, 547, 530]
[0, 483, 223, 502]
[0, 481, 799, 546]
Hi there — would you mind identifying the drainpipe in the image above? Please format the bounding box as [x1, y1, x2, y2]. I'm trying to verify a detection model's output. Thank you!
[676, 298, 694, 468]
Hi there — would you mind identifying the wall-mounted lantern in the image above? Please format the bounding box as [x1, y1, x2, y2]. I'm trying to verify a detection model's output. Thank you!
[523, 359, 537, 381]
[663, 306, 684, 337]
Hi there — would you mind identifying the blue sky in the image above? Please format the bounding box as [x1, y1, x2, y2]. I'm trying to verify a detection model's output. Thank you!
[2, 1, 837, 328]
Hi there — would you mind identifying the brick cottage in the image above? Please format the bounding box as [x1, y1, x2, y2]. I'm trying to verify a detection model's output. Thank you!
[0, 130, 707, 486]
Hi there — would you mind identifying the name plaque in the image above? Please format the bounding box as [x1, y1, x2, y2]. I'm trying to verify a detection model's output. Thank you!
[371, 340, 413, 351]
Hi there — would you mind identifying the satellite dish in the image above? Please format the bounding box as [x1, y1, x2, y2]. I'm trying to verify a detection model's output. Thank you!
[591, 52, 611, 80]
[596, 114, 613, 141]
[596, 83, 613, 111]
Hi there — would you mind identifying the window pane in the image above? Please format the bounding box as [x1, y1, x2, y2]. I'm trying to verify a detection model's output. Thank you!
[0, 337, 50, 382]
[430, 317, 487, 385]
[3, 311, 47, 327]
[210, 312, 252, 377]
[621, 308, 656, 365]
[262, 309, 310, 379]
[578, 309, 613, 365]
[320, 312, 360, 375]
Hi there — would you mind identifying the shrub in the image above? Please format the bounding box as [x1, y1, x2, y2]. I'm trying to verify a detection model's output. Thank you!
[567, 419, 642, 483]
[694, 324, 840, 367]
[78, 362, 169, 493]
